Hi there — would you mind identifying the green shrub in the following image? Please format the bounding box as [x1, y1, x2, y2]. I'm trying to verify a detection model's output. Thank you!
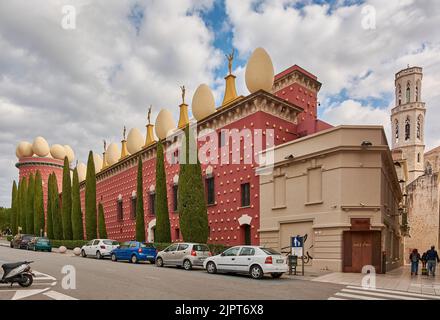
[6, 235, 13, 242]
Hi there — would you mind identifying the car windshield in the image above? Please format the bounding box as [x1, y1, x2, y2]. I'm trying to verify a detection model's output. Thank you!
[103, 240, 118, 245]
[193, 244, 209, 251]
[260, 248, 281, 255]
[38, 238, 49, 243]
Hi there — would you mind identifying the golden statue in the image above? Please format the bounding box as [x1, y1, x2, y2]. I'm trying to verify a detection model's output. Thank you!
[226, 49, 234, 75]
[123, 126, 126, 140]
[180, 85, 186, 104]
[103, 139, 107, 151]
[147, 105, 152, 125]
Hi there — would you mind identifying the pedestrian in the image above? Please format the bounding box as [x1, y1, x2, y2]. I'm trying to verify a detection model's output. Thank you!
[421, 251, 428, 276]
[426, 246, 440, 277]
[409, 249, 421, 276]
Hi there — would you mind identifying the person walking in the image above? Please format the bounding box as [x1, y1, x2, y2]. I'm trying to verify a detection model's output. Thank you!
[426, 246, 440, 277]
[421, 251, 428, 276]
[409, 249, 421, 276]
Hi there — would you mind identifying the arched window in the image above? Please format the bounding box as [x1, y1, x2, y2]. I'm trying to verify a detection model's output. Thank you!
[406, 82, 411, 103]
[397, 84, 402, 106]
[417, 115, 422, 139]
[395, 119, 399, 143]
[415, 85, 419, 102]
[405, 117, 410, 140]
[426, 162, 433, 175]
[417, 153, 421, 163]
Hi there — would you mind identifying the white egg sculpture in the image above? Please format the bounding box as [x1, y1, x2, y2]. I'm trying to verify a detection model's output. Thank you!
[58, 246, 67, 254]
[17, 141, 33, 158]
[77, 162, 87, 182]
[15, 146, 21, 159]
[192, 84, 216, 121]
[32, 136, 50, 157]
[127, 128, 144, 154]
[93, 153, 103, 174]
[106, 143, 120, 165]
[64, 145, 75, 163]
[155, 109, 176, 140]
[50, 144, 66, 160]
[245, 47, 275, 93]
[73, 247, 81, 256]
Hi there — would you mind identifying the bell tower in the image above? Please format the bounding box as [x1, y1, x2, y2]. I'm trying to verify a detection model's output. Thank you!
[391, 66, 426, 184]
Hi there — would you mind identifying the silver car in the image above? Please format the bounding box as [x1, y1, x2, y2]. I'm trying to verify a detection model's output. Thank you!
[155, 243, 211, 270]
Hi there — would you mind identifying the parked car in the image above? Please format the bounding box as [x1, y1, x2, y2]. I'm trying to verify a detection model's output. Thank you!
[155, 243, 211, 270]
[81, 239, 119, 259]
[10, 234, 35, 250]
[203, 246, 288, 279]
[110, 241, 157, 264]
[27, 237, 52, 252]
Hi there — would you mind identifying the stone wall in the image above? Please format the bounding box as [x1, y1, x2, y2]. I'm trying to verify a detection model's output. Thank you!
[405, 173, 440, 256]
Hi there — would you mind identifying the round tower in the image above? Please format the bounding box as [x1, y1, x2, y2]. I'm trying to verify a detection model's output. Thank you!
[391, 66, 426, 184]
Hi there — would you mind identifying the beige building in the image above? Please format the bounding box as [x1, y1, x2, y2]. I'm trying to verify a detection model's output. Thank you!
[258, 125, 404, 273]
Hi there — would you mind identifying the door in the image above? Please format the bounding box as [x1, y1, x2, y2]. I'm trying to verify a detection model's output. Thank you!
[235, 247, 255, 272]
[128, 242, 138, 259]
[217, 247, 241, 271]
[243, 225, 251, 245]
[175, 244, 190, 265]
[343, 231, 380, 273]
[162, 244, 179, 264]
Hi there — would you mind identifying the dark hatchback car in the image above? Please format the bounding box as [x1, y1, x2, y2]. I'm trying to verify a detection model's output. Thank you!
[11, 234, 35, 249]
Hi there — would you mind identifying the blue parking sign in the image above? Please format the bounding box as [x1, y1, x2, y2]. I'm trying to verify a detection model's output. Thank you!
[291, 235, 303, 248]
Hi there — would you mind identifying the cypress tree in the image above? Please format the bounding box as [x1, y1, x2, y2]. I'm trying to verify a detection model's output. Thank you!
[11, 181, 18, 235]
[178, 125, 209, 243]
[135, 156, 145, 242]
[51, 174, 63, 240]
[17, 179, 22, 233]
[26, 173, 35, 234]
[71, 167, 84, 240]
[61, 157, 73, 240]
[85, 151, 97, 240]
[154, 141, 171, 243]
[33, 171, 44, 236]
[98, 203, 107, 239]
[46, 174, 54, 239]
[19, 177, 28, 233]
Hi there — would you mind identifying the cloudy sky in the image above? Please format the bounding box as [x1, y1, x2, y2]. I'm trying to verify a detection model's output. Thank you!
[1, 0, 439, 207]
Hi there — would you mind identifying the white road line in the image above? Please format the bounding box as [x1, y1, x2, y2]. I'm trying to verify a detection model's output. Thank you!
[12, 288, 50, 300]
[145, 276, 160, 280]
[341, 288, 424, 300]
[33, 271, 56, 281]
[335, 292, 384, 300]
[328, 297, 347, 300]
[346, 286, 440, 299]
[43, 290, 78, 300]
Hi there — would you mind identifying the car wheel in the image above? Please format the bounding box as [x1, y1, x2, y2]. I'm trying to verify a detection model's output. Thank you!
[111, 253, 117, 262]
[131, 255, 138, 264]
[156, 257, 164, 267]
[81, 250, 86, 258]
[271, 273, 283, 279]
[96, 251, 102, 259]
[18, 274, 33, 288]
[206, 261, 217, 274]
[183, 259, 192, 271]
[250, 265, 264, 279]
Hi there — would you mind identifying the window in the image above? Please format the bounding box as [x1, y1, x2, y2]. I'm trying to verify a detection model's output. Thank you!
[130, 197, 137, 219]
[398, 85, 402, 106]
[206, 177, 215, 205]
[218, 130, 226, 149]
[274, 175, 286, 207]
[223, 247, 240, 256]
[117, 200, 123, 221]
[164, 244, 178, 252]
[417, 115, 422, 139]
[405, 117, 410, 140]
[178, 243, 189, 251]
[239, 247, 255, 256]
[395, 120, 399, 142]
[149, 193, 155, 215]
[417, 153, 421, 163]
[93, 240, 100, 246]
[119, 242, 129, 249]
[261, 248, 281, 255]
[241, 183, 250, 207]
[406, 83, 411, 103]
[129, 242, 137, 248]
[173, 185, 178, 211]
[415, 85, 419, 102]
[193, 244, 209, 252]
[175, 228, 181, 240]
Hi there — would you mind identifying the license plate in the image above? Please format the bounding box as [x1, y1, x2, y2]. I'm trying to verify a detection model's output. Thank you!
[276, 259, 284, 264]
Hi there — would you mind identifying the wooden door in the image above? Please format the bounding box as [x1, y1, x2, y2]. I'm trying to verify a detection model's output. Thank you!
[343, 231, 380, 273]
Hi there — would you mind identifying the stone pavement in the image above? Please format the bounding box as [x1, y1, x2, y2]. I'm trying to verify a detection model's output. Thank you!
[312, 266, 440, 296]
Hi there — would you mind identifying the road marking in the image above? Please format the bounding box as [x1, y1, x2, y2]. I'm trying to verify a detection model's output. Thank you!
[33, 271, 57, 281]
[43, 290, 78, 300]
[335, 292, 384, 300]
[346, 285, 440, 299]
[145, 276, 160, 280]
[12, 288, 50, 300]
[341, 288, 424, 300]
[328, 297, 347, 300]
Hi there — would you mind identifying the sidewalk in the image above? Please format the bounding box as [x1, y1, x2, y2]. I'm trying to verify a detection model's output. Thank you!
[311, 266, 440, 296]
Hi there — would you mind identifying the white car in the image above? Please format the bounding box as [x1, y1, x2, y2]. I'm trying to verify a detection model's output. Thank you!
[203, 246, 288, 279]
[81, 239, 119, 259]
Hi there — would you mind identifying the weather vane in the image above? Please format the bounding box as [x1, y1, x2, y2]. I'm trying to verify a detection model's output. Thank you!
[147, 105, 152, 125]
[225, 49, 234, 75]
[180, 85, 186, 104]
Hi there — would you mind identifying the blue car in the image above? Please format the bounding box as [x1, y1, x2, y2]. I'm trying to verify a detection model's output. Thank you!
[110, 241, 157, 264]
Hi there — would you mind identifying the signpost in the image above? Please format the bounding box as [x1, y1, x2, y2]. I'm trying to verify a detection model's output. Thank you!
[291, 235, 305, 276]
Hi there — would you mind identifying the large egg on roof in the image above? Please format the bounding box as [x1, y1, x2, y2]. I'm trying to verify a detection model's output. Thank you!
[93, 153, 103, 174]
[50, 144, 66, 160]
[127, 128, 144, 154]
[15, 146, 21, 159]
[245, 47, 275, 93]
[17, 141, 33, 158]
[105, 143, 120, 165]
[192, 84, 216, 121]
[64, 145, 75, 163]
[32, 137, 50, 157]
[77, 162, 87, 182]
[155, 109, 176, 140]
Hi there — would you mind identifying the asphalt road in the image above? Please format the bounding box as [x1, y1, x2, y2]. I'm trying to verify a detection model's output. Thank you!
[0, 245, 343, 300]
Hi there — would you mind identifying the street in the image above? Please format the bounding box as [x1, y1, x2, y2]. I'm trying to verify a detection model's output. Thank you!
[0, 245, 344, 300]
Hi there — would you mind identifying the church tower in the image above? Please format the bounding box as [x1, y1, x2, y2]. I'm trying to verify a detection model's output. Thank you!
[391, 66, 426, 184]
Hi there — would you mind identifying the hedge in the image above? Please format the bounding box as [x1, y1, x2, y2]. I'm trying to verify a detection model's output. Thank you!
[51, 240, 89, 249]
